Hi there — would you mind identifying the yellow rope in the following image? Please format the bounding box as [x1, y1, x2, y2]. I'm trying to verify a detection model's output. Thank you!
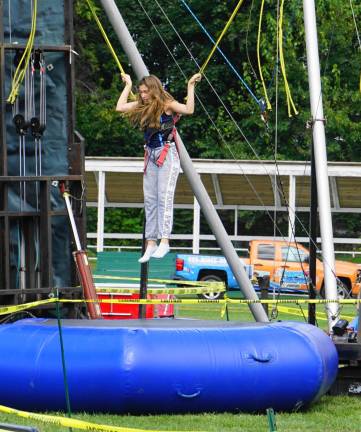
[199, 0, 245, 74]
[85, 0, 136, 100]
[278, 0, 298, 117]
[7, 0, 37, 104]
[256, 0, 272, 111]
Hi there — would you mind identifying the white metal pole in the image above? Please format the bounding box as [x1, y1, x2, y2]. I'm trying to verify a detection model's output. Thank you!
[193, 197, 200, 254]
[96, 171, 106, 253]
[100, 0, 269, 322]
[63, 193, 82, 251]
[234, 207, 238, 238]
[303, 0, 339, 330]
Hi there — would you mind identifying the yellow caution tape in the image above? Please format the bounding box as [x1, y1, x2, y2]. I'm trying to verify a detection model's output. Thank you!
[95, 285, 226, 295]
[94, 274, 225, 289]
[0, 404, 188, 432]
[61, 298, 361, 305]
[0, 298, 57, 316]
[0, 297, 359, 317]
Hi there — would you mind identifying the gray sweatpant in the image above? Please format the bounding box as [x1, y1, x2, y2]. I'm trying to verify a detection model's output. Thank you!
[143, 143, 180, 240]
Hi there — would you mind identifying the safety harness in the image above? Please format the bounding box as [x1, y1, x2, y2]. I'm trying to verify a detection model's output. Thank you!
[144, 114, 180, 172]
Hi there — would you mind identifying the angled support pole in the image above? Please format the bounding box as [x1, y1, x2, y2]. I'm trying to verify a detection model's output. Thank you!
[100, 0, 268, 322]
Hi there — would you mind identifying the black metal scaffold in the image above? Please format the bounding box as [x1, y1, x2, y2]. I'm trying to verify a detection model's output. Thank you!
[0, 0, 85, 314]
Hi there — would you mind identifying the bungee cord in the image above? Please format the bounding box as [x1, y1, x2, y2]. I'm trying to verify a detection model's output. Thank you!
[179, 0, 262, 110]
[256, 0, 298, 117]
[278, 0, 298, 117]
[198, 0, 245, 75]
[84, 0, 136, 100]
[257, 0, 272, 111]
[7, 0, 37, 104]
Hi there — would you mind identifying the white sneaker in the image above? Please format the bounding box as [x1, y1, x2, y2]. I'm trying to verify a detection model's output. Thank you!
[138, 245, 157, 263]
[151, 243, 170, 259]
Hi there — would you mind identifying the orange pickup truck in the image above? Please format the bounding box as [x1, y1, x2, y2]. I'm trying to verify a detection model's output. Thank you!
[175, 239, 361, 298]
[242, 240, 361, 297]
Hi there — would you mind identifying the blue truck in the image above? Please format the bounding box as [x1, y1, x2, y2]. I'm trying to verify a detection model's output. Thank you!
[174, 253, 255, 299]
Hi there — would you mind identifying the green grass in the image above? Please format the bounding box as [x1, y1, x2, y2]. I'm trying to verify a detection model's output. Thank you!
[335, 254, 361, 264]
[176, 290, 358, 330]
[0, 395, 360, 431]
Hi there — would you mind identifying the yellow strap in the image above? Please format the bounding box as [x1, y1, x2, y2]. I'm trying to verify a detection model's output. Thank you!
[199, 0, 245, 74]
[7, 0, 37, 104]
[278, 0, 298, 117]
[84, 0, 136, 100]
[256, 0, 272, 111]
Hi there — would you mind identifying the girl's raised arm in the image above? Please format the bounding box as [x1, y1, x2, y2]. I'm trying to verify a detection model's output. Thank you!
[167, 73, 201, 115]
[116, 74, 138, 112]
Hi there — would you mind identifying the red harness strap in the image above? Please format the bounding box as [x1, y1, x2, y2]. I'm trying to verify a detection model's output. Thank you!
[156, 142, 170, 167]
[156, 114, 181, 167]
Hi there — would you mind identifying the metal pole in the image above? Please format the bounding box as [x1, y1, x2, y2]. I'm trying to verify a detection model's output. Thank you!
[288, 175, 296, 241]
[139, 216, 148, 319]
[64, 193, 82, 251]
[96, 170, 105, 252]
[308, 145, 317, 326]
[303, 0, 339, 330]
[100, 0, 268, 322]
[193, 197, 200, 254]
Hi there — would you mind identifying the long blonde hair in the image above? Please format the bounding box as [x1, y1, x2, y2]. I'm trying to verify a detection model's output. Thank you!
[127, 75, 174, 129]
